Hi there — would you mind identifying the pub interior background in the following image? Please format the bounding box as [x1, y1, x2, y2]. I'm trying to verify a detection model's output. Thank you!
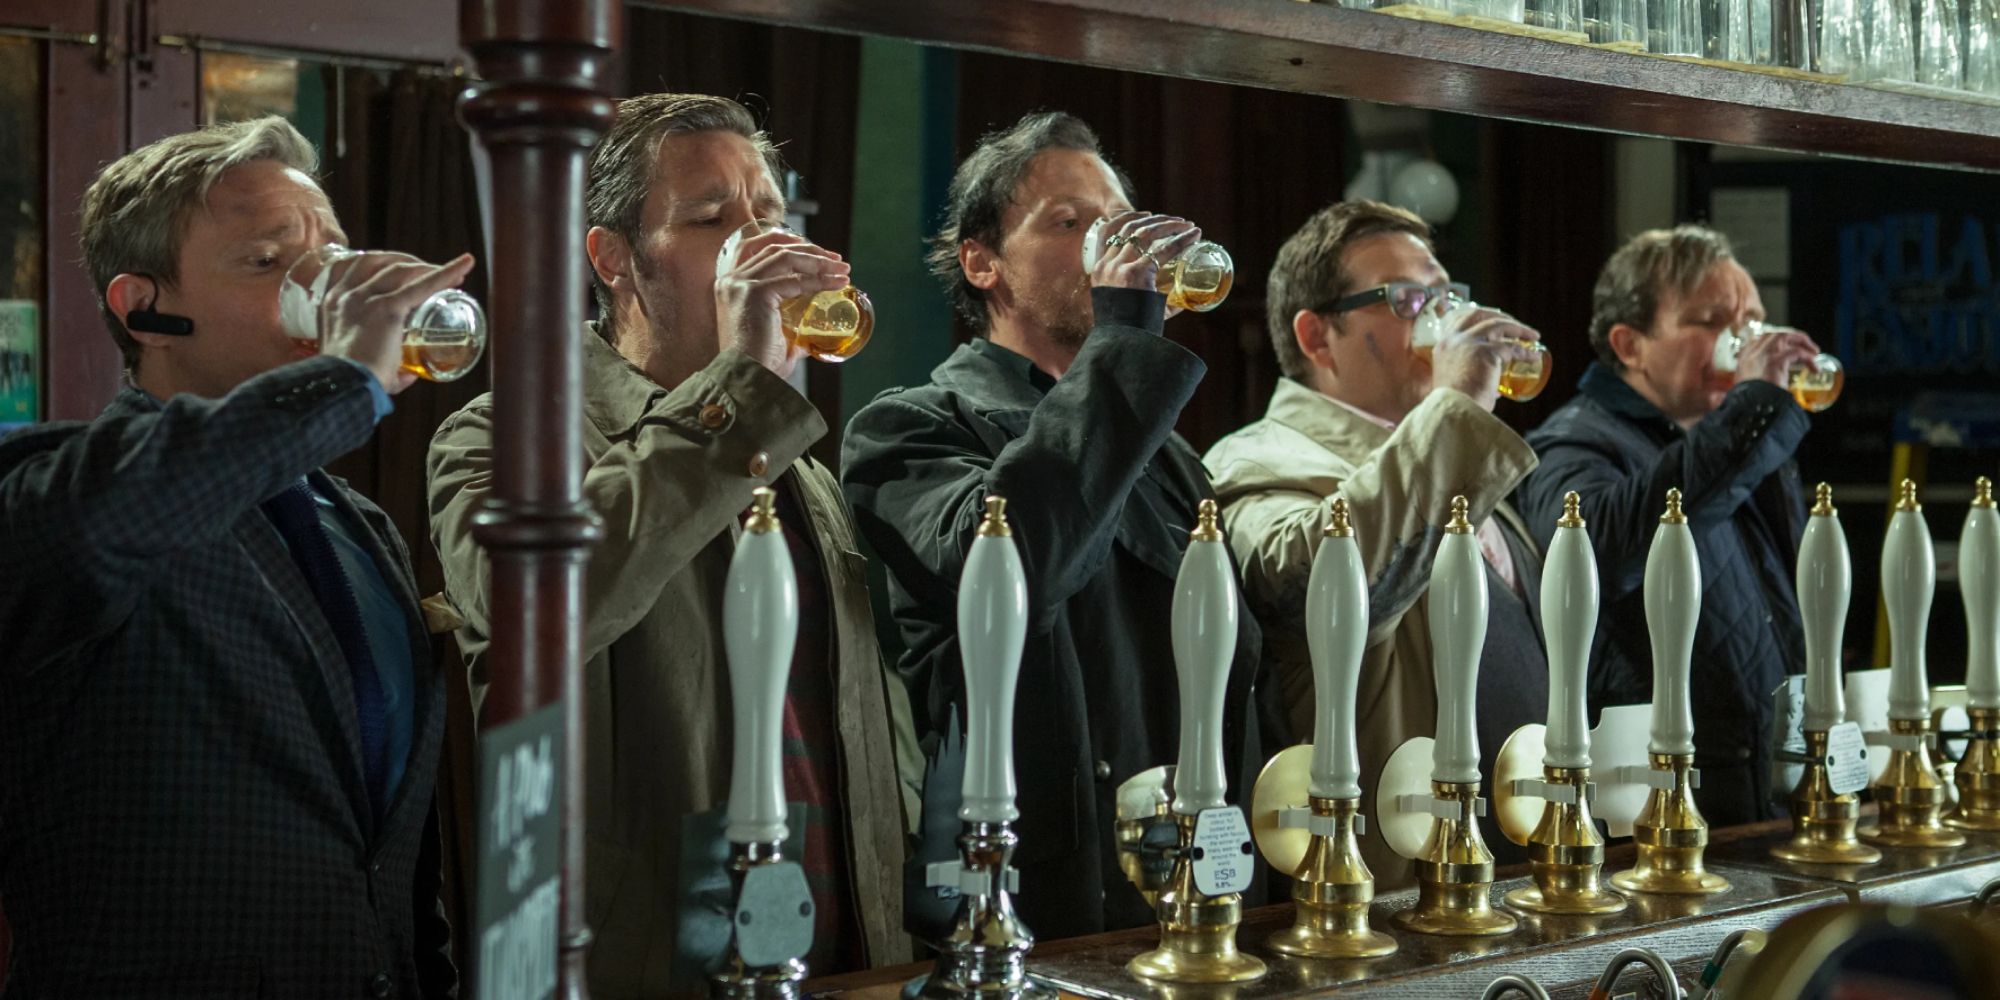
[3, 0, 1998, 979]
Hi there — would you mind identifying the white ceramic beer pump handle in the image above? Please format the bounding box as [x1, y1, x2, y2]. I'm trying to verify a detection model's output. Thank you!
[1645, 489, 1699, 757]
[1797, 484, 1852, 732]
[1306, 499, 1368, 800]
[1430, 496, 1488, 784]
[1883, 479, 1936, 723]
[1542, 492, 1599, 770]
[724, 488, 799, 845]
[1965, 477, 2000, 711]
[1172, 499, 1240, 815]
[958, 496, 1031, 824]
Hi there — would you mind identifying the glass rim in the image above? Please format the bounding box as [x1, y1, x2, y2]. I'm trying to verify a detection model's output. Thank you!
[716, 217, 800, 270]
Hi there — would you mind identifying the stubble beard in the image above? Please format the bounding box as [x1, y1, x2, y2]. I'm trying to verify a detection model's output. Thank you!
[613, 254, 712, 388]
[1036, 276, 1094, 349]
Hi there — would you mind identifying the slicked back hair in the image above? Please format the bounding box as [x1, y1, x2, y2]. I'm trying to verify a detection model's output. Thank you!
[926, 111, 1134, 333]
[585, 93, 784, 330]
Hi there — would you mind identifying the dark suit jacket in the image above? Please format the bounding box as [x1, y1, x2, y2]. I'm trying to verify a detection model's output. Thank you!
[0, 357, 454, 998]
[841, 289, 1276, 943]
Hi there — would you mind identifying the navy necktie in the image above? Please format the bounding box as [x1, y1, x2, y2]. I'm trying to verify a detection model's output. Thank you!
[263, 480, 390, 819]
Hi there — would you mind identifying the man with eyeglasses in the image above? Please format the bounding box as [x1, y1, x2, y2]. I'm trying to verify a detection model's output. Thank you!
[1205, 199, 1548, 882]
[1516, 225, 1820, 826]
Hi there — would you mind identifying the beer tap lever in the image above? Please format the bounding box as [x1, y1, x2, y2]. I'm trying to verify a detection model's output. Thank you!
[1496, 492, 1627, 914]
[1612, 489, 1730, 895]
[1128, 500, 1267, 983]
[1773, 484, 1881, 863]
[914, 496, 1053, 1000]
[713, 489, 814, 1000]
[1251, 499, 1397, 958]
[1951, 477, 2000, 829]
[1381, 497, 1516, 936]
[1865, 480, 1965, 847]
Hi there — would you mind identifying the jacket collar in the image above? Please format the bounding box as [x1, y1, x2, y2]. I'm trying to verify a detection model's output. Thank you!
[937, 337, 1058, 411]
[104, 381, 162, 420]
[1578, 361, 1681, 436]
[582, 322, 670, 438]
[1263, 377, 1397, 459]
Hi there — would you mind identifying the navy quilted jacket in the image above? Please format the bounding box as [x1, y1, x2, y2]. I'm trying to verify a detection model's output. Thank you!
[1517, 362, 1809, 825]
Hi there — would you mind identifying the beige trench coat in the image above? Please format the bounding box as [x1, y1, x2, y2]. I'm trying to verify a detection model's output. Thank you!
[1205, 380, 1538, 887]
[428, 329, 918, 996]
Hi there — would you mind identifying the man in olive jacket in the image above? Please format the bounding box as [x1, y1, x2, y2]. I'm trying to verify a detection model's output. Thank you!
[1205, 200, 1551, 882]
[428, 94, 916, 996]
[841, 112, 1274, 942]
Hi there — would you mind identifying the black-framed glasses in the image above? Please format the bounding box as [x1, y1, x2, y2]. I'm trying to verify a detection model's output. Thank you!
[1321, 282, 1470, 320]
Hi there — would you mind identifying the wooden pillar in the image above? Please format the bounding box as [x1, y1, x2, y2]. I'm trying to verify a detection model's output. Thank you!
[457, 2, 619, 995]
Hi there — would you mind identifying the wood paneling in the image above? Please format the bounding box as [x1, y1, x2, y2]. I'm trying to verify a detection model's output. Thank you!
[1478, 119, 1615, 436]
[40, 5, 129, 420]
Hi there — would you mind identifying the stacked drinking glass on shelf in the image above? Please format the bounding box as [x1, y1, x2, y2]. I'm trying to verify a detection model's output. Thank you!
[1322, 0, 2000, 95]
[1637, 0, 2000, 91]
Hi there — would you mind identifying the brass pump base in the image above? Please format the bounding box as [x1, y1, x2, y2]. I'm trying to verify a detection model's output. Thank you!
[1611, 754, 1730, 896]
[1772, 728, 1882, 865]
[1864, 718, 1967, 848]
[1128, 816, 1267, 984]
[1505, 767, 1627, 916]
[1266, 797, 1397, 960]
[1391, 781, 1516, 937]
[1950, 707, 2000, 832]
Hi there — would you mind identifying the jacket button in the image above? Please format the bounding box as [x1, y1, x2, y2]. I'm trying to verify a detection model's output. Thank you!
[370, 972, 393, 997]
[1095, 760, 1112, 780]
[699, 403, 728, 429]
[748, 451, 770, 478]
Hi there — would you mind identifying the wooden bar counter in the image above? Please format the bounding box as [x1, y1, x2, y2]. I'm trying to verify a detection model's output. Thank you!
[804, 819, 2000, 1000]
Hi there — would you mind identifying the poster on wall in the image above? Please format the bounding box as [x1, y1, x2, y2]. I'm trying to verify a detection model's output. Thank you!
[0, 300, 36, 433]
[1707, 163, 2000, 474]
[1708, 158, 2000, 679]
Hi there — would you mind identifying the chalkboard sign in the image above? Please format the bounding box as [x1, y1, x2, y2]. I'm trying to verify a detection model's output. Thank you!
[474, 704, 563, 1000]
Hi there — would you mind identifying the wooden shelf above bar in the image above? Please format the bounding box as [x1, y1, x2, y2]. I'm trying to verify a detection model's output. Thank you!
[643, 0, 2000, 171]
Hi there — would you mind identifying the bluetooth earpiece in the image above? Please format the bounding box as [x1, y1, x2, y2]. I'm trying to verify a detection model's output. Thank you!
[120, 276, 195, 336]
[126, 307, 194, 336]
